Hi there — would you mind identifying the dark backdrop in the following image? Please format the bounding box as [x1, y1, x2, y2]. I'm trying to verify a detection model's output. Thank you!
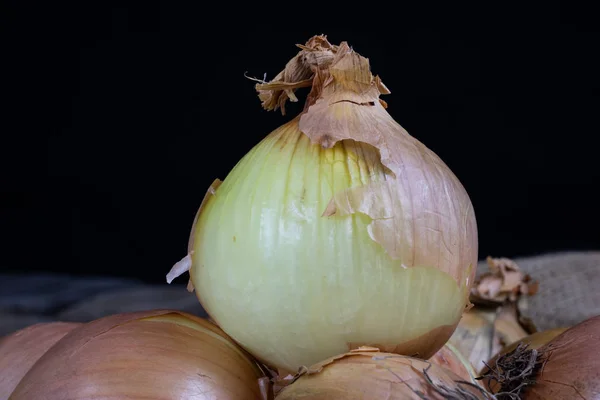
[2, 2, 598, 283]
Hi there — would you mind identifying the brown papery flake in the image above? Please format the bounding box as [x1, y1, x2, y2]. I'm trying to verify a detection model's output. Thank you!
[253, 35, 478, 286]
[472, 257, 539, 305]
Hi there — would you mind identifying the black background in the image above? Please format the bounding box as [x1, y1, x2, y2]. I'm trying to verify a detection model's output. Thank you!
[2, 2, 599, 284]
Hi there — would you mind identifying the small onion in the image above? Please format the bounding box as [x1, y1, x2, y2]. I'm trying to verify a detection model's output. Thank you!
[0, 322, 81, 400]
[9, 310, 270, 400]
[429, 343, 477, 384]
[275, 347, 489, 399]
[168, 34, 478, 374]
[480, 315, 600, 399]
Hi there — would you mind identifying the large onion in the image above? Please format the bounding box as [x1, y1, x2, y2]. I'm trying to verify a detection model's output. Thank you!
[480, 315, 600, 399]
[9, 310, 270, 400]
[275, 347, 489, 399]
[0, 322, 81, 400]
[168, 35, 478, 374]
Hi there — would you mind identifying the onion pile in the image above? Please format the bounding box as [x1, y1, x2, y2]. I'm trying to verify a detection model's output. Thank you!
[11, 33, 597, 400]
[275, 347, 489, 399]
[0, 322, 81, 400]
[480, 315, 600, 399]
[8, 310, 269, 400]
[168, 34, 478, 375]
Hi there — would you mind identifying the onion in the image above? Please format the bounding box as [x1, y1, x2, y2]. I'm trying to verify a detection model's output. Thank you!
[275, 347, 490, 399]
[429, 343, 478, 384]
[0, 322, 81, 400]
[9, 310, 270, 400]
[480, 315, 600, 399]
[168, 34, 478, 374]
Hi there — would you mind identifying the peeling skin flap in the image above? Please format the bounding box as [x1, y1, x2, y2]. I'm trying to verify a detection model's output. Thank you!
[252, 35, 476, 286]
[166, 178, 222, 289]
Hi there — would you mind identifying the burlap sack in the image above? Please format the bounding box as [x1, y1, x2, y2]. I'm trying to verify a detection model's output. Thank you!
[477, 251, 600, 331]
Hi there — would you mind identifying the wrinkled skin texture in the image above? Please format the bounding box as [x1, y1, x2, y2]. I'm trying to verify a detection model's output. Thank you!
[276, 348, 487, 400]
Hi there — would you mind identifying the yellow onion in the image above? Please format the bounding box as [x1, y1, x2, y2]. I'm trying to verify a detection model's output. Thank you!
[275, 347, 489, 399]
[9, 310, 270, 400]
[168, 34, 478, 374]
[0, 322, 81, 400]
[480, 315, 600, 399]
[429, 343, 477, 384]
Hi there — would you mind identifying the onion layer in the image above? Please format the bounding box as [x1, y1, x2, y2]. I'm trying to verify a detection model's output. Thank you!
[9, 310, 269, 400]
[429, 343, 478, 384]
[275, 347, 488, 399]
[170, 34, 478, 375]
[0, 322, 81, 400]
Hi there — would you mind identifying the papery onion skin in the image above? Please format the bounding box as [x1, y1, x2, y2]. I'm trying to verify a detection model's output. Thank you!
[179, 35, 478, 375]
[9, 310, 269, 400]
[481, 315, 600, 399]
[448, 308, 495, 372]
[429, 343, 477, 384]
[0, 322, 81, 400]
[275, 347, 488, 400]
[448, 304, 533, 374]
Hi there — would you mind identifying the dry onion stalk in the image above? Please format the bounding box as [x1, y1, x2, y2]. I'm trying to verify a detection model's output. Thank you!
[0, 322, 81, 400]
[479, 315, 600, 399]
[275, 346, 492, 399]
[9, 310, 270, 400]
[449, 257, 539, 373]
[168, 34, 478, 375]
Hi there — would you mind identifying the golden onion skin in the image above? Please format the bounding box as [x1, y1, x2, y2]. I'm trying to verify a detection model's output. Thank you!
[9, 311, 267, 400]
[275, 348, 487, 400]
[189, 115, 477, 374]
[0, 322, 81, 399]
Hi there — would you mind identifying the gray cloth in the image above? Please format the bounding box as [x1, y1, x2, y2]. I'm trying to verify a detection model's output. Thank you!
[1, 251, 599, 337]
[0, 274, 206, 336]
[498, 251, 600, 331]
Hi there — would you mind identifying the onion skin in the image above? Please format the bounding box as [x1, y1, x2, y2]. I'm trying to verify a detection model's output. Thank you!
[481, 316, 600, 399]
[9, 310, 269, 400]
[179, 35, 478, 375]
[275, 347, 488, 399]
[0, 322, 81, 400]
[428, 343, 477, 384]
[448, 308, 495, 372]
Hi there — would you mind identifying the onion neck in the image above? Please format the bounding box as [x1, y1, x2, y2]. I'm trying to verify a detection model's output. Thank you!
[251, 34, 391, 118]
